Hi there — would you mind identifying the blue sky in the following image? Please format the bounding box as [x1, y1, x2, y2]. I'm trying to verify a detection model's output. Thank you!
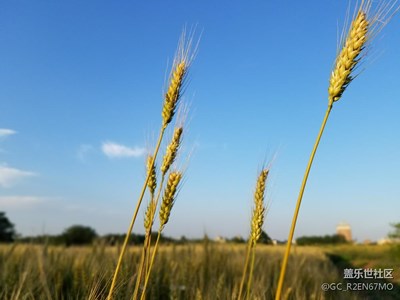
[1, 0, 399, 242]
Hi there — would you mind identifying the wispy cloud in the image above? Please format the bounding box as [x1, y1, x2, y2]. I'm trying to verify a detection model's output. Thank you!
[0, 196, 46, 208]
[0, 165, 37, 188]
[77, 144, 94, 162]
[101, 142, 146, 158]
[0, 128, 17, 139]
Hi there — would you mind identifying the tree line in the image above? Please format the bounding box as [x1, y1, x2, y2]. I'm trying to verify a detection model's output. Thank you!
[1, 211, 399, 246]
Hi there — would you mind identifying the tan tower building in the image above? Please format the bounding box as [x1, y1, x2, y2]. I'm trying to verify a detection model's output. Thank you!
[336, 223, 352, 242]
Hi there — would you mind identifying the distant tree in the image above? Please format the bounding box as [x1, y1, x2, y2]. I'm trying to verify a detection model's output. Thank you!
[62, 225, 97, 246]
[388, 223, 400, 258]
[230, 236, 246, 244]
[18, 234, 65, 245]
[0, 212, 16, 242]
[179, 235, 188, 244]
[296, 234, 347, 245]
[259, 230, 273, 245]
[388, 223, 400, 240]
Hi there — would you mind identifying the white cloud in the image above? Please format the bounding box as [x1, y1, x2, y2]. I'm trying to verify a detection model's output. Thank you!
[0, 196, 46, 208]
[102, 142, 145, 158]
[0, 165, 37, 188]
[0, 128, 17, 139]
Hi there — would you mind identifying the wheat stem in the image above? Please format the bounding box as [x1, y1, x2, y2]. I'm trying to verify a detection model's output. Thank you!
[238, 240, 252, 300]
[132, 235, 150, 300]
[245, 247, 256, 300]
[107, 126, 165, 300]
[275, 104, 332, 299]
[133, 195, 157, 299]
[136, 172, 181, 299]
[136, 168, 169, 297]
[140, 231, 162, 300]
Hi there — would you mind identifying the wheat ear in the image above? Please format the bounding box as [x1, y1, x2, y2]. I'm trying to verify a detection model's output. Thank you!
[159, 171, 182, 229]
[146, 155, 157, 197]
[275, 1, 399, 298]
[161, 127, 183, 175]
[162, 63, 186, 127]
[250, 169, 268, 246]
[328, 11, 368, 104]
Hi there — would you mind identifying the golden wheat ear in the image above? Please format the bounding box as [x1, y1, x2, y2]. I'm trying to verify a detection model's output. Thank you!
[328, 10, 369, 104]
[162, 62, 186, 127]
[159, 171, 182, 229]
[161, 127, 183, 175]
[146, 155, 157, 196]
[328, 0, 399, 105]
[161, 28, 198, 128]
[250, 169, 269, 246]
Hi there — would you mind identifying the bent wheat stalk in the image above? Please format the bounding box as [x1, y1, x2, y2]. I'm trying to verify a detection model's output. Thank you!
[275, 1, 399, 298]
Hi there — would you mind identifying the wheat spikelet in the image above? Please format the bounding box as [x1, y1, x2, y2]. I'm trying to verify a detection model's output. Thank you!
[162, 62, 186, 127]
[161, 127, 183, 175]
[250, 169, 268, 246]
[328, 11, 368, 104]
[144, 200, 156, 232]
[159, 171, 182, 229]
[146, 155, 157, 195]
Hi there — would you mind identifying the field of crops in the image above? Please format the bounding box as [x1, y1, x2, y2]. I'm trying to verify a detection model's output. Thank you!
[1, 243, 399, 299]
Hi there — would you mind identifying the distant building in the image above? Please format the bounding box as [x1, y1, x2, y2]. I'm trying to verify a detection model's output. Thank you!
[377, 237, 400, 245]
[336, 222, 352, 242]
[377, 238, 392, 245]
[214, 236, 226, 243]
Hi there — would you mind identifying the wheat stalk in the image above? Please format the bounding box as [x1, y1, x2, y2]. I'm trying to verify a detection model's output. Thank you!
[238, 169, 269, 300]
[140, 171, 183, 300]
[275, 1, 399, 299]
[107, 32, 194, 300]
[132, 123, 185, 299]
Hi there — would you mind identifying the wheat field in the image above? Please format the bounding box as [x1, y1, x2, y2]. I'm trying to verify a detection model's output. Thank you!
[1, 243, 399, 299]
